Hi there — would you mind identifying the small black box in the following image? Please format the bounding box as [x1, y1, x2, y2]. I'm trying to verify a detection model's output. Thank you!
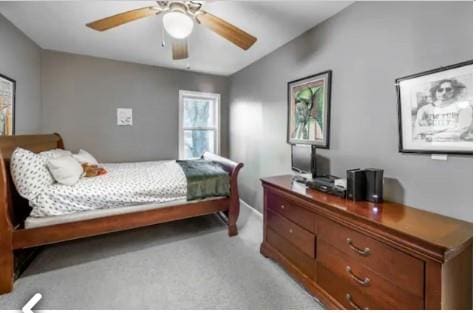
[365, 168, 384, 203]
[346, 169, 366, 201]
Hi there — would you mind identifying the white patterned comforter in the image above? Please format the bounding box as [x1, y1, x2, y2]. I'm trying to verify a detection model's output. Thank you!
[29, 161, 187, 217]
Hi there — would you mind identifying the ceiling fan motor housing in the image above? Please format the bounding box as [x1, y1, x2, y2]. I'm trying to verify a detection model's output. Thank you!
[159, 1, 202, 17]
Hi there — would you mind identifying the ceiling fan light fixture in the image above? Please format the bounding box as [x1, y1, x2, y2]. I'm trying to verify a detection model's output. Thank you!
[163, 11, 194, 39]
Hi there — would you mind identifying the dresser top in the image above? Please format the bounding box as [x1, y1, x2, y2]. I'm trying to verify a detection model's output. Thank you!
[261, 175, 472, 259]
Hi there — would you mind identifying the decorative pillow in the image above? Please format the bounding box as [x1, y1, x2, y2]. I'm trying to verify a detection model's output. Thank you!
[73, 149, 98, 165]
[46, 156, 84, 186]
[10, 147, 55, 200]
[39, 148, 72, 161]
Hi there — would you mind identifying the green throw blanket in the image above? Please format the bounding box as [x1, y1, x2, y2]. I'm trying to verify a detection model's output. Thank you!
[176, 159, 230, 201]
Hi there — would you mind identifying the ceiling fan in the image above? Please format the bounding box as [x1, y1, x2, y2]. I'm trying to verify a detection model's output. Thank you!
[86, 1, 257, 60]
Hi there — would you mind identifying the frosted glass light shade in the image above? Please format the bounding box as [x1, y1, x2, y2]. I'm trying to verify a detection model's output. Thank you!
[163, 11, 194, 39]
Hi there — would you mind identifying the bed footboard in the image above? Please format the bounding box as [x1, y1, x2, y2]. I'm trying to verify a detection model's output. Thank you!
[202, 152, 244, 236]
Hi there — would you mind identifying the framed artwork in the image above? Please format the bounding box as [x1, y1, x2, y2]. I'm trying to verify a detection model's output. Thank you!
[396, 60, 473, 155]
[0, 74, 15, 136]
[287, 70, 332, 148]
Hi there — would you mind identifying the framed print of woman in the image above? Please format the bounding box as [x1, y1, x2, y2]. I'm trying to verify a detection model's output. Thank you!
[396, 60, 472, 154]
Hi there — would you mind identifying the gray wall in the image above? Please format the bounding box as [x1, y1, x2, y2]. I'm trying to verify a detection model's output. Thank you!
[0, 13, 42, 134]
[41, 50, 230, 162]
[229, 1, 473, 221]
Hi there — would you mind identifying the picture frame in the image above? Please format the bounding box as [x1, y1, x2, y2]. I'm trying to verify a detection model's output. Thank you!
[287, 70, 332, 148]
[0, 73, 15, 136]
[396, 60, 473, 155]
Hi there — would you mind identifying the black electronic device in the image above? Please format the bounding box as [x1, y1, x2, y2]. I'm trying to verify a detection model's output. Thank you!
[291, 144, 316, 181]
[365, 168, 384, 203]
[331, 185, 347, 198]
[346, 169, 366, 201]
[306, 175, 346, 198]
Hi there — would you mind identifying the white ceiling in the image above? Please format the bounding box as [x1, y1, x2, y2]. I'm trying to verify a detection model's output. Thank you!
[0, 1, 352, 76]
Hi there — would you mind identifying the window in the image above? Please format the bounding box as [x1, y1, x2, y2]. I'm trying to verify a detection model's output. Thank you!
[179, 90, 220, 159]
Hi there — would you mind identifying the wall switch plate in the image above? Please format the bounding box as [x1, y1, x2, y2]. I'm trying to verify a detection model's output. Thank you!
[117, 108, 133, 126]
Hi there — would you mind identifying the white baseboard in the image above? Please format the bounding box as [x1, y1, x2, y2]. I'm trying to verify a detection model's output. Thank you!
[240, 199, 263, 219]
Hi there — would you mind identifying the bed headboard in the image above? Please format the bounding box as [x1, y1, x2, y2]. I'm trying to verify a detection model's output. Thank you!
[0, 133, 64, 228]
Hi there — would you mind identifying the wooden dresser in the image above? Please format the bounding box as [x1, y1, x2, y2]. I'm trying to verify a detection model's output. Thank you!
[260, 175, 472, 310]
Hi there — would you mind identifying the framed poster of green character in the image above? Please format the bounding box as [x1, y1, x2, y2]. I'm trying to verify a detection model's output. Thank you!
[287, 70, 332, 148]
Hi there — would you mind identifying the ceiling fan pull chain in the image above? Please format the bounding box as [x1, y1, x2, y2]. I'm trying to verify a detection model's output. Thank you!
[161, 27, 166, 48]
[186, 37, 191, 69]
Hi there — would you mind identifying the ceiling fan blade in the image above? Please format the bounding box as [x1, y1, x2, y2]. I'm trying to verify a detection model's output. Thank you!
[196, 11, 257, 50]
[172, 39, 189, 60]
[86, 6, 160, 31]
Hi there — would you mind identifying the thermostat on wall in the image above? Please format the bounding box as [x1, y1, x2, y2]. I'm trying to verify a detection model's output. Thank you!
[117, 108, 133, 126]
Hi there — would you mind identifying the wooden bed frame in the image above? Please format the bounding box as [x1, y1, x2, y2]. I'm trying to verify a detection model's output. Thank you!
[0, 133, 243, 294]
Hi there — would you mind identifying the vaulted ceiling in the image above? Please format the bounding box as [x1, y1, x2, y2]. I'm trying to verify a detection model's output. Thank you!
[0, 1, 352, 75]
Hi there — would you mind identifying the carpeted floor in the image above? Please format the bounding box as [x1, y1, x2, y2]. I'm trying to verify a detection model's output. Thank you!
[0, 205, 324, 309]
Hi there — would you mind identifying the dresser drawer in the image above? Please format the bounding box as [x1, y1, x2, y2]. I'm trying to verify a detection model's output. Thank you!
[266, 191, 315, 232]
[267, 209, 315, 258]
[267, 228, 316, 280]
[317, 239, 423, 309]
[317, 262, 384, 310]
[316, 217, 424, 297]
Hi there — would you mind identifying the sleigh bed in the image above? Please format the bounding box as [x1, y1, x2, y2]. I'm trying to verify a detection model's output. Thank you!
[0, 133, 243, 294]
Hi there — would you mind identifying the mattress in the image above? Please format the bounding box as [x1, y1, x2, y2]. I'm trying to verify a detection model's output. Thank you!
[25, 196, 226, 229]
[24, 199, 187, 229]
[28, 160, 188, 218]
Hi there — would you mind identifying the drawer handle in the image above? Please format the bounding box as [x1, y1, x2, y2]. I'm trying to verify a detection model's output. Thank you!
[346, 266, 370, 286]
[346, 293, 368, 310]
[346, 238, 371, 256]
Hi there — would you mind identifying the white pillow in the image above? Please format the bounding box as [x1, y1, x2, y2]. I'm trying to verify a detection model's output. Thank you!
[46, 156, 84, 186]
[10, 147, 54, 200]
[39, 148, 72, 160]
[73, 149, 98, 165]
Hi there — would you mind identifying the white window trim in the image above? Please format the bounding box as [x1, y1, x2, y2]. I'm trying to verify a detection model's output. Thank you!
[178, 90, 221, 159]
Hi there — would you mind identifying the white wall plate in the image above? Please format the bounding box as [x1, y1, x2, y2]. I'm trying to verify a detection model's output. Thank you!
[117, 108, 133, 126]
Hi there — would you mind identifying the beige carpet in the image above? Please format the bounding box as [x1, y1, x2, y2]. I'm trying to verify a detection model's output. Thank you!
[0, 206, 323, 309]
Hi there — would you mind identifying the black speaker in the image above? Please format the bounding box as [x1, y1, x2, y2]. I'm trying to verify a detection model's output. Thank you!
[346, 169, 366, 201]
[365, 168, 384, 203]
